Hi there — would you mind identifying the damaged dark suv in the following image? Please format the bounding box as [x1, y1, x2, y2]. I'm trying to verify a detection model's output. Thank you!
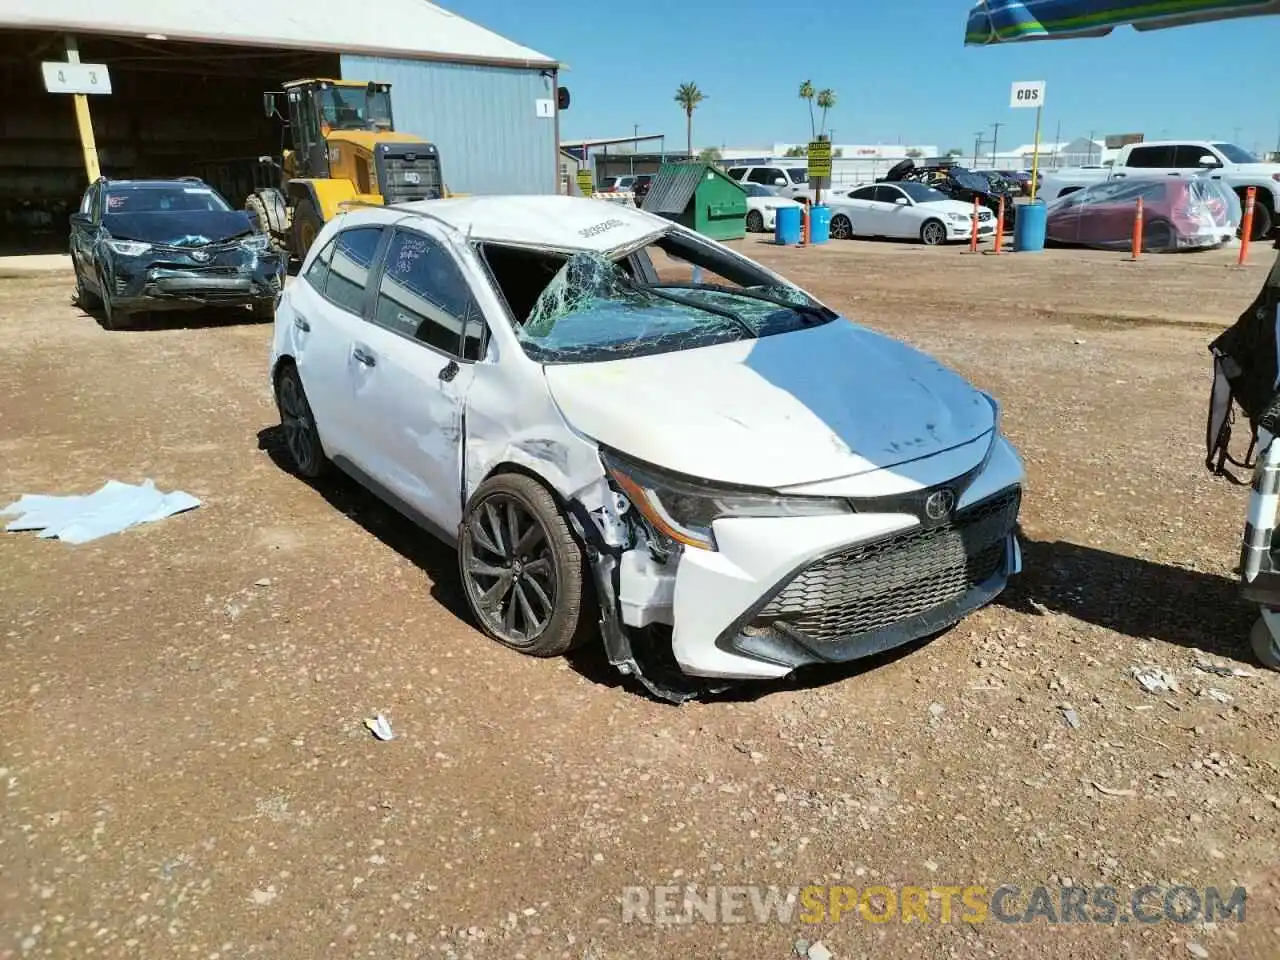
[70, 177, 284, 330]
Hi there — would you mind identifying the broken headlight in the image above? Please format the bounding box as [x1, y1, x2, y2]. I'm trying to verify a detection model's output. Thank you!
[601, 449, 850, 552]
[240, 234, 271, 252]
[105, 239, 152, 257]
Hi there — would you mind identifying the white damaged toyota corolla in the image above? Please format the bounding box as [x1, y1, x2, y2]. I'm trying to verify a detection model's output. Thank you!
[269, 195, 1024, 702]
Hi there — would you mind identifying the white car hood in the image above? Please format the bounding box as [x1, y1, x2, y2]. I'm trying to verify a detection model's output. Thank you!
[542, 319, 994, 488]
[1231, 162, 1280, 178]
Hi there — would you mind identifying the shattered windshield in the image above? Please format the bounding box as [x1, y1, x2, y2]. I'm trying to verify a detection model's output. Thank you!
[511, 246, 832, 364]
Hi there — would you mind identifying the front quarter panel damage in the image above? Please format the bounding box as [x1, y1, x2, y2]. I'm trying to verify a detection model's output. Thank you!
[462, 359, 714, 703]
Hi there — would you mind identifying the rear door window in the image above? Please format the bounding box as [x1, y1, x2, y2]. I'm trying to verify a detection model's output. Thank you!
[726, 167, 747, 181]
[324, 226, 385, 315]
[303, 236, 337, 293]
[373, 228, 486, 358]
[849, 186, 877, 201]
[1126, 145, 1176, 168]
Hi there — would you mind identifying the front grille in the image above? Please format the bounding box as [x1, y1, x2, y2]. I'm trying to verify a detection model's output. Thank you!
[978, 210, 994, 222]
[380, 155, 443, 204]
[754, 487, 1020, 644]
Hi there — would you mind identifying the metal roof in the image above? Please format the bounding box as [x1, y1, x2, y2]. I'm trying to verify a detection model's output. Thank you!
[3, 0, 556, 68]
[559, 135, 666, 149]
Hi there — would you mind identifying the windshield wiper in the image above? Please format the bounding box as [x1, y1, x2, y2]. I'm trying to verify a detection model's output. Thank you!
[643, 281, 835, 324]
[617, 276, 756, 338]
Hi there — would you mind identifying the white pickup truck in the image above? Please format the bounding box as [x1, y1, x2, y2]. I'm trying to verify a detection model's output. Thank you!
[1042, 140, 1280, 239]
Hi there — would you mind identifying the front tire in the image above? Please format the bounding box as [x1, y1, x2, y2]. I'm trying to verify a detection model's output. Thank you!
[459, 473, 596, 658]
[74, 266, 101, 310]
[746, 209, 764, 233]
[830, 214, 854, 240]
[920, 219, 947, 246]
[1247, 200, 1272, 242]
[274, 362, 330, 479]
[99, 272, 129, 330]
[291, 198, 324, 261]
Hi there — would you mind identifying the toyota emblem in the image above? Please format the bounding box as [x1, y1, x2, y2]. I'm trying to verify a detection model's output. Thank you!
[924, 488, 956, 521]
[190, 250, 211, 262]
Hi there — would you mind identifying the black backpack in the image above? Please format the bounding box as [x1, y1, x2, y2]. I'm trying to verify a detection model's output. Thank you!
[1206, 249, 1280, 482]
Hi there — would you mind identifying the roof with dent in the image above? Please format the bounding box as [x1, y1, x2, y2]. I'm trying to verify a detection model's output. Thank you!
[390, 195, 671, 253]
[3, 0, 556, 68]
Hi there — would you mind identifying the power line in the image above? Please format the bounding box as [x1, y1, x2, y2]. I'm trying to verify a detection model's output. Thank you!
[990, 121, 1005, 167]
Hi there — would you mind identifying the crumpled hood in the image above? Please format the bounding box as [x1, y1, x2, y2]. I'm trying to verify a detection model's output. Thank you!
[103, 211, 255, 246]
[543, 319, 995, 488]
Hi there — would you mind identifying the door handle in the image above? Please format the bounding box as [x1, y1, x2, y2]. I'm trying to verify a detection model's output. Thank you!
[353, 347, 377, 367]
[294, 315, 310, 332]
[438, 360, 459, 383]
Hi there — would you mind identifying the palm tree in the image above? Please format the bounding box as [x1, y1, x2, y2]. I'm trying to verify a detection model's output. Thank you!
[799, 80, 816, 140]
[674, 82, 705, 159]
[816, 89, 836, 137]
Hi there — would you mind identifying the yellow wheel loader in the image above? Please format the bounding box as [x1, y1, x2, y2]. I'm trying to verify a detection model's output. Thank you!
[246, 78, 448, 260]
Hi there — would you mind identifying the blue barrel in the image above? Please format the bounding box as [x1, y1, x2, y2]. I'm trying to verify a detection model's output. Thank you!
[809, 205, 831, 244]
[1014, 200, 1047, 253]
[775, 205, 802, 245]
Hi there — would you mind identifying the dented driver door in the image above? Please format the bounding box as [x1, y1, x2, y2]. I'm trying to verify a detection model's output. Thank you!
[345, 224, 485, 537]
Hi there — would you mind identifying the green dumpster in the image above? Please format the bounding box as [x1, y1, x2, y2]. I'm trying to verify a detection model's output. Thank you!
[640, 162, 747, 241]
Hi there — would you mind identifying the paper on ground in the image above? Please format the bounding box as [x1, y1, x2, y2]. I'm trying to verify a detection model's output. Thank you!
[1, 479, 201, 544]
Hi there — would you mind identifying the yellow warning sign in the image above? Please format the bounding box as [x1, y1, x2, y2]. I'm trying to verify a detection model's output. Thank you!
[807, 140, 832, 179]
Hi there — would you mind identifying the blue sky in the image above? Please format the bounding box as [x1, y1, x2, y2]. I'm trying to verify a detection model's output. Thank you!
[447, 0, 1279, 155]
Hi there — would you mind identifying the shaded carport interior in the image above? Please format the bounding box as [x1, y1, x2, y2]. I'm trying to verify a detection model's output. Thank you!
[0, 30, 339, 253]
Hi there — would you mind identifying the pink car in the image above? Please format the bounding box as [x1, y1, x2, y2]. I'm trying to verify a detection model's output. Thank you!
[1046, 178, 1238, 252]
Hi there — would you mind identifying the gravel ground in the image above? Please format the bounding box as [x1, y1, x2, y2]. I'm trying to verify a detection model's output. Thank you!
[1, 238, 1278, 960]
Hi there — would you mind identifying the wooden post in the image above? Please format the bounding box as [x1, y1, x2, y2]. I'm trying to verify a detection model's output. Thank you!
[969, 197, 980, 253]
[1239, 186, 1256, 266]
[1129, 196, 1144, 260]
[994, 196, 1005, 253]
[801, 204, 810, 246]
[65, 36, 101, 183]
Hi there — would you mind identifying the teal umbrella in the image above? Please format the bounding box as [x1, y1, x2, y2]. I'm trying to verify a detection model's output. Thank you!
[966, 0, 1280, 44]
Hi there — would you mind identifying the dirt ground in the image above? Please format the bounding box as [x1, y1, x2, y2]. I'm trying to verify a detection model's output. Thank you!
[2, 237, 1278, 960]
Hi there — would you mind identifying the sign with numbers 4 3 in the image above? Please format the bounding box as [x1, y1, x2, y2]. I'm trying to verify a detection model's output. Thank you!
[1009, 81, 1045, 109]
[42, 62, 113, 95]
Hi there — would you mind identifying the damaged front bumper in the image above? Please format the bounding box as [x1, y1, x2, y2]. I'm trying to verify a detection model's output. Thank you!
[576, 435, 1024, 702]
[106, 241, 284, 312]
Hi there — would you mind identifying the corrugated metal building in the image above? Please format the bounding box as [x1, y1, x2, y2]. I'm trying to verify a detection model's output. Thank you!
[0, 0, 561, 250]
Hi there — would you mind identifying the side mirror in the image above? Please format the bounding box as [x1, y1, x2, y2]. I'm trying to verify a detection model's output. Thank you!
[263, 92, 281, 119]
[774, 177, 787, 187]
[1198, 154, 1219, 167]
[893, 197, 909, 206]
[557, 85, 570, 110]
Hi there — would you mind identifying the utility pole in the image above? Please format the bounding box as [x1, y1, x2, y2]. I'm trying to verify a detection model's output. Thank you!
[631, 123, 638, 174]
[1053, 119, 1062, 170]
[1232, 125, 1243, 143]
[973, 131, 985, 167]
[990, 121, 1004, 168]
[1087, 129, 1096, 164]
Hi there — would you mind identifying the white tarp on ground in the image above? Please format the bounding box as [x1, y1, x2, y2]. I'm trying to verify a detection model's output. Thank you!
[2, 479, 201, 544]
[1, 0, 555, 67]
